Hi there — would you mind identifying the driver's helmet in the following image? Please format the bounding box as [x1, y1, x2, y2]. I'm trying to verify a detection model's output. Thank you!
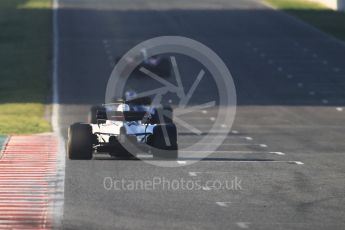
[125, 90, 137, 101]
[116, 103, 130, 112]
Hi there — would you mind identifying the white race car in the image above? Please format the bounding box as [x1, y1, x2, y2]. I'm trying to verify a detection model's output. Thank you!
[67, 97, 178, 160]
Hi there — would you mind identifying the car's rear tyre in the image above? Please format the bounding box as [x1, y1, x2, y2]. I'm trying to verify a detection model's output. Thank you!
[150, 124, 178, 160]
[67, 123, 93, 160]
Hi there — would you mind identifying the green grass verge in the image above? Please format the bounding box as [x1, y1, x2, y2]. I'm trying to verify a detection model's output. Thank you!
[0, 0, 52, 134]
[265, 0, 345, 41]
[0, 104, 50, 134]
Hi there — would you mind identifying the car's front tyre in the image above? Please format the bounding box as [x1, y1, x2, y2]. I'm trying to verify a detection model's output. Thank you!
[67, 123, 93, 160]
[150, 124, 178, 160]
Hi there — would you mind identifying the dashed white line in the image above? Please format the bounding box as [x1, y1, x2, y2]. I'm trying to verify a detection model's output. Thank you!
[270, 151, 285, 156]
[322, 99, 329, 104]
[245, 136, 253, 141]
[259, 144, 267, 148]
[202, 186, 212, 191]
[237, 222, 250, 229]
[108, 55, 114, 62]
[105, 49, 112, 55]
[188, 172, 198, 177]
[294, 161, 304, 165]
[333, 67, 340, 72]
[210, 117, 215, 121]
[231, 130, 239, 134]
[216, 202, 231, 207]
[336, 107, 343, 112]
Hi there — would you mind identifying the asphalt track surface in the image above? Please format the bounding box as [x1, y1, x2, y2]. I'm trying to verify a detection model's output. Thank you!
[57, 0, 345, 229]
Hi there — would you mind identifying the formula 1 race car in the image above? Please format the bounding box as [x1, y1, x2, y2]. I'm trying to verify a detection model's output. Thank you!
[67, 97, 178, 160]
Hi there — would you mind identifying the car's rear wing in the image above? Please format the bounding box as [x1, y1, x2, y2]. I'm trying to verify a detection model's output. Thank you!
[107, 111, 147, 122]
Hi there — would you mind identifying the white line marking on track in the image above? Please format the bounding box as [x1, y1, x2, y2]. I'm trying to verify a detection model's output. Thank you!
[245, 136, 253, 141]
[188, 172, 198, 177]
[184, 160, 304, 164]
[105, 49, 111, 55]
[231, 130, 239, 134]
[177, 161, 187, 165]
[179, 143, 270, 147]
[202, 186, 212, 191]
[333, 67, 340, 72]
[336, 107, 343, 112]
[52, 0, 59, 134]
[270, 151, 285, 156]
[189, 171, 233, 176]
[216, 202, 231, 207]
[179, 150, 276, 154]
[322, 99, 329, 104]
[237, 222, 250, 229]
[52, 0, 65, 228]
